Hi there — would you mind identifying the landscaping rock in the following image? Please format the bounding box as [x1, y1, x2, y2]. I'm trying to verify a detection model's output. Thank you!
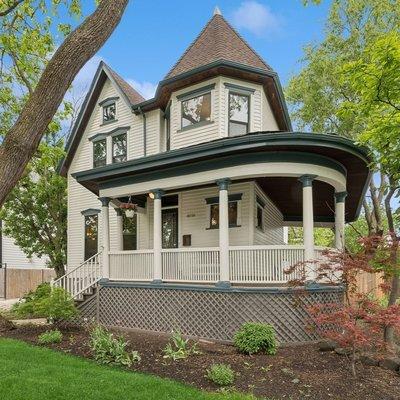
[318, 339, 336, 352]
[379, 357, 400, 371]
[360, 355, 379, 366]
[0, 315, 14, 332]
[335, 347, 351, 356]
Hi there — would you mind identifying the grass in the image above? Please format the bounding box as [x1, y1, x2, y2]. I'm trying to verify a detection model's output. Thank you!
[0, 338, 255, 400]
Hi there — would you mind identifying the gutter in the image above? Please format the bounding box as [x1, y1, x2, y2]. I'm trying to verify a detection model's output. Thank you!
[136, 106, 147, 157]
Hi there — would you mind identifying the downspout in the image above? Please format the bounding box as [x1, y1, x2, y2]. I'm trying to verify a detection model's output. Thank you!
[137, 106, 147, 157]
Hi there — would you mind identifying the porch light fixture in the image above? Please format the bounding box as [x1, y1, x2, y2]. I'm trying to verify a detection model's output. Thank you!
[148, 191, 155, 200]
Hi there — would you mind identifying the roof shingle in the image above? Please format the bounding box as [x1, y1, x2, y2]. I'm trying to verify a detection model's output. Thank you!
[165, 13, 272, 79]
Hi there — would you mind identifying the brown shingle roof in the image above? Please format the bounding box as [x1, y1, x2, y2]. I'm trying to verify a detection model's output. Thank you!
[106, 64, 145, 104]
[165, 14, 272, 79]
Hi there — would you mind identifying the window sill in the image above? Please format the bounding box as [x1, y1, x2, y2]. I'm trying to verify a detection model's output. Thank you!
[100, 119, 118, 127]
[177, 120, 214, 133]
[206, 225, 242, 230]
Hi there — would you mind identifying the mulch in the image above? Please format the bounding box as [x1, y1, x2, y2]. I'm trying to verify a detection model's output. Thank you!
[1, 323, 400, 400]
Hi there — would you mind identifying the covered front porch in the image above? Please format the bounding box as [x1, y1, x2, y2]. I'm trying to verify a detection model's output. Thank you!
[71, 133, 369, 291]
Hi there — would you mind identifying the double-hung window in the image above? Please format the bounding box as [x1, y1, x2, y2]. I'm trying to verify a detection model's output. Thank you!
[228, 92, 249, 136]
[207, 194, 242, 229]
[93, 138, 106, 168]
[256, 200, 264, 230]
[112, 133, 127, 163]
[181, 92, 211, 128]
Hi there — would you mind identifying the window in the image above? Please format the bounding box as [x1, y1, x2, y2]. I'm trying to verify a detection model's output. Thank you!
[93, 139, 106, 168]
[112, 133, 127, 163]
[209, 201, 238, 229]
[181, 92, 211, 128]
[103, 102, 116, 123]
[229, 92, 249, 136]
[256, 202, 264, 230]
[123, 213, 137, 250]
[84, 215, 98, 260]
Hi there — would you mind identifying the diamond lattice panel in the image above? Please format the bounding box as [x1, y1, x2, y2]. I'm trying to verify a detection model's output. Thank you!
[93, 286, 343, 343]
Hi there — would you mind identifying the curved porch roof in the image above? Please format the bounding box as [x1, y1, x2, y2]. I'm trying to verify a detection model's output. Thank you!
[73, 132, 371, 223]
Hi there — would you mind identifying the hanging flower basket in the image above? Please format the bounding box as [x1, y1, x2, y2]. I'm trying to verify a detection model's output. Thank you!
[120, 202, 137, 218]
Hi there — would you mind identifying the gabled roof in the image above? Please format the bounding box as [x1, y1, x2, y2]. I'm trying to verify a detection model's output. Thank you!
[165, 12, 272, 79]
[59, 61, 144, 176]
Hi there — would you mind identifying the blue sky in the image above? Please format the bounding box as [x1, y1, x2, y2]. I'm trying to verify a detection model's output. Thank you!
[73, 0, 332, 99]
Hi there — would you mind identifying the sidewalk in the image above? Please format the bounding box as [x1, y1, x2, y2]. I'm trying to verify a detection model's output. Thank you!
[0, 298, 19, 311]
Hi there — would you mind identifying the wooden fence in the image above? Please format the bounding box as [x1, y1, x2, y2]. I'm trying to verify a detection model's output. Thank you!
[0, 267, 55, 299]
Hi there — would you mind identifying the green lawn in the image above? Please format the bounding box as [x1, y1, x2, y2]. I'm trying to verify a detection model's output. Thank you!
[0, 339, 254, 400]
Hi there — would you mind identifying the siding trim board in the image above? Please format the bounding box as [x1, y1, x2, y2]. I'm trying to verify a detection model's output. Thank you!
[176, 83, 216, 101]
[88, 126, 131, 142]
[99, 96, 119, 107]
[224, 82, 255, 94]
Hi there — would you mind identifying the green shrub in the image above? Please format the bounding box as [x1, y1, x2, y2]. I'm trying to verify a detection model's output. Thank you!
[12, 283, 51, 317]
[206, 364, 235, 386]
[233, 322, 277, 355]
[38, 329, 63, 344]
[89, 325, 140, 368]
[13, 284, 78, 323]
[163, 330, 201, 361]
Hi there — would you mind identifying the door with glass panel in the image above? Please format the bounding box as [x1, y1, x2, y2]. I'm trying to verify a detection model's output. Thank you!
[162, 208, 178, 249]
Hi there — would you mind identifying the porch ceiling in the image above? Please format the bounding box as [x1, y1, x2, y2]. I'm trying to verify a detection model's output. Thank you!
[74, 132, 371, 223]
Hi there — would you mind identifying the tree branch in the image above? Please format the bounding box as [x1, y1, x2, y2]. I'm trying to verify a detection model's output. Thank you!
[0, 0, 129, 207]
[0, 0, 24, 17]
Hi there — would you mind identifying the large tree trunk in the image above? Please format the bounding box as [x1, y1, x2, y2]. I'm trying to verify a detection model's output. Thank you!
[0, 0, 129, 207]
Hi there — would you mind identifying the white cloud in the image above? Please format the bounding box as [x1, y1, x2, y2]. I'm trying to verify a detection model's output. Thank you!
[231, 1, 281, 36]
[127, 79, 157, 100]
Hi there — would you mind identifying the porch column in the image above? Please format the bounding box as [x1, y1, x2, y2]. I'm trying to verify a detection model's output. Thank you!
[99, 197, 111, 279]
[115, 208, 124, 251]
[299, 175, 316, 262]
[152, 189, 164, 283]
[334, 191, 347, 251]
[217, 178, 231, 287]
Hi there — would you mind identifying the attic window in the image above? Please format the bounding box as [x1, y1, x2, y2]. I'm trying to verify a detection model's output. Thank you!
[181, 92, 211, 129]
[103, 102, 116, 123]
[93, 138, 106, 168]
[112, 133, 127, 163]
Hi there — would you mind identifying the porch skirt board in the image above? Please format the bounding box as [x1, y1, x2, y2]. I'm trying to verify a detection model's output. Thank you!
[78, 284, 343, 344]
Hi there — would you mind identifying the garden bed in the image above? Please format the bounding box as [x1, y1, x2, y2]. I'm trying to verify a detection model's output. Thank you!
[1, 323, 400, 400]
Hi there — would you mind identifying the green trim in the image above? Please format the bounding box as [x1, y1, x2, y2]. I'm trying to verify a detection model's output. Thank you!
[216, 178, 231, 191]
[81, 208, 100, 216]
[73, 133, 367, 182]
[298, 174, 317, 187]
[205, 193, 242, 204]
[98, 197, 111, 207]
[89, 126, 130, 142]
[86, 152, 345, 191]
[114, 208, 123, 216]
[99, 279, 344, 294]
[176, 83, 216, 101]
[177, 120, 214, 133]
[131, 60, 293, 131]
[335, 191, 348, 203]
[98, 96, 119, 107]
[150, 189, 164, 200]
[224, 82, 255, 94]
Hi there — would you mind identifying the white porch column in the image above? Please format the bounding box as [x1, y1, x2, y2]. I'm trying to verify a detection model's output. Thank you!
[299, 175, 316, 263]
[334, 191, 347, 251]
[216, 178, 231, 287]
[151, 189, 164, 283]
[99, 197, 111, 279]
[115, 208, 124, 251]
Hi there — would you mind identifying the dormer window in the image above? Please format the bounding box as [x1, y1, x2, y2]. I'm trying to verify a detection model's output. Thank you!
[93, 138, 106, 168]
[229, 92, 249, 136]
[181, 92, 211, 128]
[103, 102, 116, 123]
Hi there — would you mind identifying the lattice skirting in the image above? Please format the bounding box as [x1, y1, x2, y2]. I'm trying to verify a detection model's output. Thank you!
[78, 283, 343, 343]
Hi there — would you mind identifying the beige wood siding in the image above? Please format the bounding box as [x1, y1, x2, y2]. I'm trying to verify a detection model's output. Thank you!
[261, 91, 279, 131]
[253, 182, 285, 245]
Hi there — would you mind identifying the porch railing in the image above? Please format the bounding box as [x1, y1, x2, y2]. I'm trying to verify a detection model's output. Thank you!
[109, 250, 154, 281]
[162, 248, 220, 282]
[107, 245, 318, 284]
[229, 245, 305, 283]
